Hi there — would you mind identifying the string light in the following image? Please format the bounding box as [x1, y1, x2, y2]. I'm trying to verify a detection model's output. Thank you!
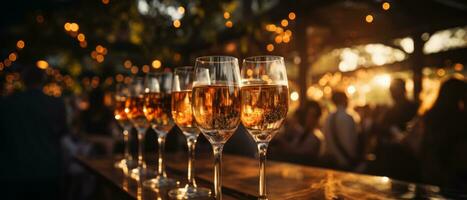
[4, 59, 12, 67]
[124, 60, 132, 69]
[223, 12, 231, 19]
[274, 35, 283, 44]
[288, 12, 296, 20]
[96, 45, 105, 53]
[152, 59, 161, 69]
[8, 53, 17, 62]
[281, 19, 288, 27]
[16, 40, 25, 49]
[173, 20, 181, 28]
[36, 60, 49, 69]
[69, 23, 79, 32]
[365, 15, 374, 23]
[130, 66, 139, 74]
[178, 6, 185, 14]
[77, 33, 85, 42]
[382, 2, 390, 10]
[102, 0, 109, 5]
[142, 65, 150, 73]
[36, 15, 44, 23]
[225, 20, 233, 28]
[266, 44, 274, 52]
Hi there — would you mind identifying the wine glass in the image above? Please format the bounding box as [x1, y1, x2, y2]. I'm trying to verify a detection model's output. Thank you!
[240, 56, 289, 200]
[192, 56, 242, 200]
[168, 66, 212, 199]
[127, 77, 154, 180]
[114, 83, 136, 172]
[143, 71, 177, 188]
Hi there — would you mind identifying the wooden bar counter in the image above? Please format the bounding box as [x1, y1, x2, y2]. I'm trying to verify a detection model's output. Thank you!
[76, 153, 467, 199]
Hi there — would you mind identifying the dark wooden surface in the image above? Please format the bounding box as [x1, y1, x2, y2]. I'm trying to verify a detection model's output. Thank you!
[77, 153, 467, 200]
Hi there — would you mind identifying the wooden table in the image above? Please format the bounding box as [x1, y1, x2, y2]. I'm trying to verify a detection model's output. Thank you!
[76, 153, 467, 200]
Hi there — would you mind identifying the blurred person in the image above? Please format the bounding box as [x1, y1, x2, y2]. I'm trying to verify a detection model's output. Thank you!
[271, 100, 324, 165]
[0, 65, 67, 199]
[419, 78, 467, 190]
[382, 78, 419, 141]
[79, 88, 116, 155]
[323, 91, 360, 170]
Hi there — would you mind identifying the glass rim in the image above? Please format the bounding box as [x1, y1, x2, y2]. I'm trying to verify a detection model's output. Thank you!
[243, 55, 284, 63]
[195, 56, 238, 64]
[146, 71, 173, 76]
[174, 66, 194, 72]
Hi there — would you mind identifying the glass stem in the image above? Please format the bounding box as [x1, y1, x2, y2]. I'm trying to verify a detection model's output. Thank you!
[123, 129, 130, 160]
[257, 142, 269, 200]
[157, 134, 167, 177]
[137, 131, 145, 168]
[186, 134, 198, 187]
[213, 144, 224, 200]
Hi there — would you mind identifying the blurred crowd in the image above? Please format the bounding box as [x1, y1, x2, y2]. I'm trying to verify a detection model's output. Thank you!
[0, 65, 466, 199]
[271, 76, 467, 191]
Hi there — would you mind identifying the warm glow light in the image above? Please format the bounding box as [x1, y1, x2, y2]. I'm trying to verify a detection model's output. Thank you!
[437, 69, 446, 76]
[102, 0, 109, 5]
[131, 66, 139, 74]
[266, 24, 276, 32]
[178, 6, 185, 14]
[96, 55, 104, 63]
[454, 63, 464, 71]
[283, 35, 291, 43]
[223, 12, 230, 19]
[36, 15, 44, 23]
[36, 60, 49, 69]
[281, 19, 289, 27]
[96, 45, 105, 53]
[266, 44, 274, 52]
[91, 51, 98, 59]
[275, 27, 284, 34]
[77, 33, 85, 42]
[124, 60, 132, 69]
[70, 23, 79, 32]
[285, 30, 292, 36]
[16, 40, 25, 49]
[8, 53, 17, 62]
[381, 176, 390, 183]
[290, 91, 299, 101]
[0, 62, 4, 70]
[142, 65, 150, 73]
[382, 2, 390, 10]
[64, 23, 71, 31]
[4, 59, 12, 67]
[275, 35, 283, 44]
[365, 15, 374, 23]
[152, 59, 162, 69]
[346, 85, 356, 95]
[116, 74, 124, 82]
[373, 74, 391, 88]
[288, 12, 296, 20]
[173, 20, 181, 28]
[225, 20, 233, 28]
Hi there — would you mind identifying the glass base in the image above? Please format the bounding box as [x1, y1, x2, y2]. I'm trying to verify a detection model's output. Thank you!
[143, 175, 178, 188]
[168, 185, 211, 199]
[129, 166, 156, 181]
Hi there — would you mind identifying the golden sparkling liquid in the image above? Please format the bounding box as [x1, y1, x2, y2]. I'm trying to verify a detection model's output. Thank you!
[192, 85, 241, 144]
[126, 96, 149, 131]
[114, 97, 132, 129]
[171, 90, 198, 136]
[241, 84, 288, 142]
[144, 92, 173, 133]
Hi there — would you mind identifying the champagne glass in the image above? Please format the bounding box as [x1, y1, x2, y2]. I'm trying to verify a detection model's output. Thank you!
[169, 67, 212, 199]
[114, 83, 136, 171]
[241, 56, 289, 200]
[127, 77, 154, 180]
[143, 71, 177, 188]
[192, 56, 242, 200]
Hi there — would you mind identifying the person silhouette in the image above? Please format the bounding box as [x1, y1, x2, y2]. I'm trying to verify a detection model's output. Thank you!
[420, 78, 467, 190]
[0, 65, 67, 199]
